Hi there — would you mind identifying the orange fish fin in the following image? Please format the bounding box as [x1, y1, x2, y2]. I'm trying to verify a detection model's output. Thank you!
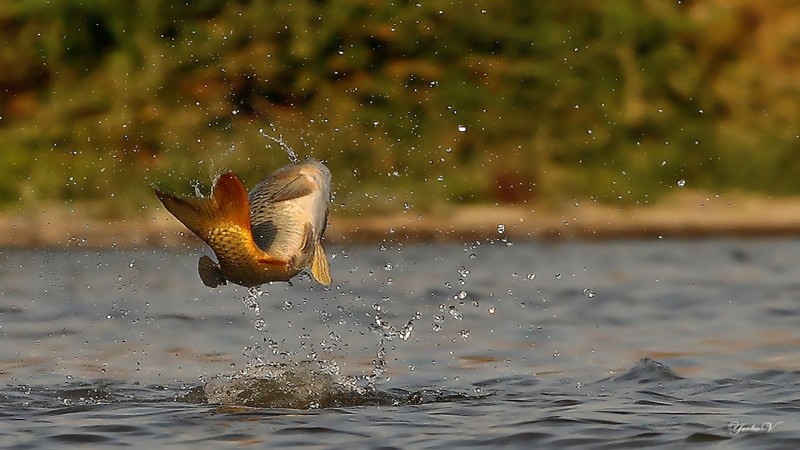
[311, 241, 331, 285]
[154, 171, 252, 244]
[256, 254, 289, 267]
[212, 172, 252, 231]
[155, 189, 217, 241]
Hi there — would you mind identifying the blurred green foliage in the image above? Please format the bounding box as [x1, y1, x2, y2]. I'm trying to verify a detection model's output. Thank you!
[1, 0, 799, 214]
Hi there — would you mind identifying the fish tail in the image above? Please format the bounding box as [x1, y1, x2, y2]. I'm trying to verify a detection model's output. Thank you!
[155, 171, 252, 242]
[310, 241, 331, 285]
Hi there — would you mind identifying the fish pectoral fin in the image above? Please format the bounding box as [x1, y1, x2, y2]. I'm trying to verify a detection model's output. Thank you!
[310, 241, 332, 285]
[268, 174, 316, 203]
[198, 255, 227, 288]
[256, 254, 289, 267]
[300, 223, 315, 257]
[286, 223, 315, 272]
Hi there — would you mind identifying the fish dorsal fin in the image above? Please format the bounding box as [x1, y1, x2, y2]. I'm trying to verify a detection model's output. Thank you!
[311, 241, 331, 285]
[213, 172, 252, 231]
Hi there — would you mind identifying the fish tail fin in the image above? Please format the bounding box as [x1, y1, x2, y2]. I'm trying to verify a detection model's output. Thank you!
[212, 172, 252, 230]
[155, 172, 251, 242]
[310, 241, 331, 285]
[198, 255, 227, 288]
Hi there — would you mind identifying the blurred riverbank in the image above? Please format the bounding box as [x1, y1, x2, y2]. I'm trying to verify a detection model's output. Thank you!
[3, 2, 800, 218]
[2, 190, 798, 248]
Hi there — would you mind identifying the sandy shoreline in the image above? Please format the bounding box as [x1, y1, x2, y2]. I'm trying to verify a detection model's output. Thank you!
[2, 191, 799, 248]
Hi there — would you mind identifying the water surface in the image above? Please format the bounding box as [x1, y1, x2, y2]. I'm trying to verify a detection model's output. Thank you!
[1, 239, 799, 448]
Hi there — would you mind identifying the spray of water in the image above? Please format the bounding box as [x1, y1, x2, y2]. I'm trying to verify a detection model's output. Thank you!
[202, 285, 390, 406]
[240, 283, 420, 387]
[259, 127, 300, 164]
[349, 311, 416, 390]
[240, 287, 271, 365]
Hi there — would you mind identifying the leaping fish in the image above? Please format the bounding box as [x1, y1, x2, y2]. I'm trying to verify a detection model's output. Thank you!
[155, 159, 332, 288]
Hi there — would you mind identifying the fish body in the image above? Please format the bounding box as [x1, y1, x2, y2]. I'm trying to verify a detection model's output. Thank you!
[155, 160, 332, 288]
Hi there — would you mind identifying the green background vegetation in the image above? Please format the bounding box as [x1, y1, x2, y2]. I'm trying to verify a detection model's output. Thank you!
[1, 0, 799, 215]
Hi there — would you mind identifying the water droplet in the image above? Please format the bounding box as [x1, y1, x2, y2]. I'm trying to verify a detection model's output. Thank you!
[254, 318, 267, 331]
[488, 307, 496, 314]
[457, 267, 470, 278]
[553, 351, 560, 357]
[526, 273, 536, 281]
[583, 288, 596, 298]
[496, 224, 506, 234]
[677, 179, 686, 187]
[458, 125, 467, 132]
[459, 329, 470, 340]
[383, 263, 393, 271]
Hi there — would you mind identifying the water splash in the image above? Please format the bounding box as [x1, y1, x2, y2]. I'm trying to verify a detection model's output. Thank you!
[259, 127, 299, 163]
[205, 298, 429, 408]
[230, 285, 426, 404]
[190, 179, 204, 197]
[366, 311, 421, 385]
[204, 359, 355, 409]
[369, 312, 419, 342]
[200, 357, 474, 408]
[240, 287, 297, 363]
[242, 287, 263, 315]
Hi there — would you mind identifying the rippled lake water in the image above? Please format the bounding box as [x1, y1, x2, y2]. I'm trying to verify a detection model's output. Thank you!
[1, 238, 799, 448]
